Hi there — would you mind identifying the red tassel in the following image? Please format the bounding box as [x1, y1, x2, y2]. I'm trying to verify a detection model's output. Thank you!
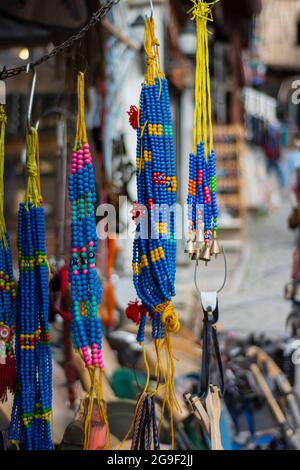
[139, 304, 148, 316]
[0, 355, 16, 402]
[127, 105, 139, 130]
[126, 301, 142, 325]
[126, 301, 148, 325]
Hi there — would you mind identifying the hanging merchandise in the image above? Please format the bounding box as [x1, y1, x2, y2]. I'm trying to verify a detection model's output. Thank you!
[49, 266, 76, 409]
[99, 236, 117, 328]
[68, 71, 108, 450]
[9, 73, 53, 449]
[0, 102, 17, 402]
[186, 0, 221, 262]
[125, 16, 179, 450]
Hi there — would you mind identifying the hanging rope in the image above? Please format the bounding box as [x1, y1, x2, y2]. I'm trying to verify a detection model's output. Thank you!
[189, 0, 219, 157]
[0, 105, 7, 245]
[24, 127, 42, 207]
[74, 72, 88, 150]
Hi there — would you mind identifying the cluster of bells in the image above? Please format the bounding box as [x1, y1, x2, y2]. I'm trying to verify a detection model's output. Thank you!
[185, 231, 222, 263]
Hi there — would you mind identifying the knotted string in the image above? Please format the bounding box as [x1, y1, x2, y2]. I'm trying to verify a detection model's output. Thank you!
[144, 17, 164, 87]
[189, 0, 219, 157]
[24, 126, 42, 208]
[0, 105, 7, 246]
[154, 301, 181, 448]
[82, 365, 110, 450]
[74, 71, 88, 150]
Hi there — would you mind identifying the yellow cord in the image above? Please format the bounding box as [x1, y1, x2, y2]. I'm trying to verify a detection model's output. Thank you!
[0, 105, 7, 246]
[189, 0, 219, 157]
[74, 71, 88, 150]
[118, 342, 151, 449]
[24, 127, 42, 208]
[81, 360, 110, 450]
[144, 17, 165, 87]
[153, 302, 181, 449]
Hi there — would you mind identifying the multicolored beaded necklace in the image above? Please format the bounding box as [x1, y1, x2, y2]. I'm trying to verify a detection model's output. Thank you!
[9, 126, 53, 450]
[126, 17, 179, 449]
[186, 0, 221, 262]
[0, 104, 17, 402]
[186, 0, 224, 401]
[68, 72, 108, 449]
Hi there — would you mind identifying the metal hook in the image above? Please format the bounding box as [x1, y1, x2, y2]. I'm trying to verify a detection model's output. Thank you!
[194, 246, 227, 296]
[26, 63, 37, 130]
[149, 0, 154, 18]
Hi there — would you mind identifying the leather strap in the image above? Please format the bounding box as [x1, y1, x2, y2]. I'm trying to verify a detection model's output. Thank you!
[200, 300, 224, 398]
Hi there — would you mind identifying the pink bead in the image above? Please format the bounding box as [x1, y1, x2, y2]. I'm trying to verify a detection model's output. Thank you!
[73, 270, 79, 275]
[72, 248, 78, 253]
[72, 152, 77, 158]
[89, 263, 95, 269]
[85, 159, 91, 165]
[83, 143, 89, 149]
[83, 269, 88, 275]
[71, 169, 76, 174]
[77, 165, 83, 170]
[78, 149, 83, 155]
[81, 247, 87, 252]
[88, 241, 94, 247]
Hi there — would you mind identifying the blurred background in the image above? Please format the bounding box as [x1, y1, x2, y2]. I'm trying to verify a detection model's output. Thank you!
[2, 0, 300, 451]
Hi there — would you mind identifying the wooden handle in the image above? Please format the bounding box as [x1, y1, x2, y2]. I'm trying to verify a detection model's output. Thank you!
[250, 363, 288, 428]
[205, 386, 224, 451]
[247, 346, 293, 394]
[190, 396, 210, 435]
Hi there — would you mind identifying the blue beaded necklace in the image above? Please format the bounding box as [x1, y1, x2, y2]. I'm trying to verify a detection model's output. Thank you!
[9, 127, 53, 450]
[186, 0, 221, 262]
[68, 72, 108, 449]
[126, 17, 179, 450]
[127, 17, 179, 345]
[0, 104, 17, 402]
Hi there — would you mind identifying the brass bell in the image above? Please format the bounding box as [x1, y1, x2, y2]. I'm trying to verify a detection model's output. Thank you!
[194, 228, 204, 260]
[199, 243, 211, 263]
[185, 239, 194, 254]
[210, 238, 221, 258]
[186, 239, 197, 260]
[195, 245, 203, 261]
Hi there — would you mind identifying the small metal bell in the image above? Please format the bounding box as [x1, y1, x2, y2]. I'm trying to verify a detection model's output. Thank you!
[185, 238, 194, 255]
[194, 228, 204, 260]
[210, 238, 221, 258]
[199, 243, 211, 263]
